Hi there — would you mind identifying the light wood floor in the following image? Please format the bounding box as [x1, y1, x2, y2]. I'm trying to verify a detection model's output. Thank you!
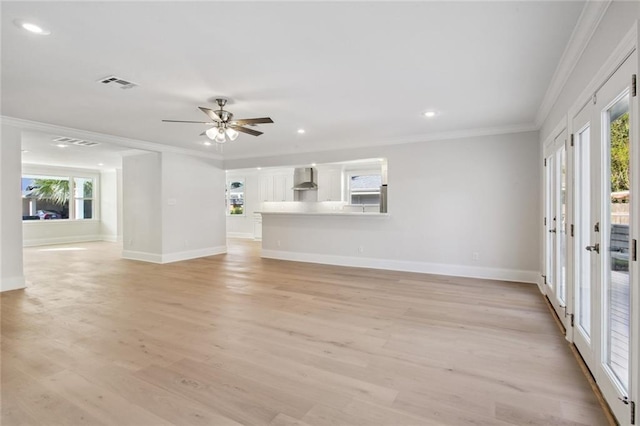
[1, 239, 608, 425]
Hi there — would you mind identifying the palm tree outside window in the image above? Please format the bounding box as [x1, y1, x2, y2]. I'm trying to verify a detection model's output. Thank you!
[22, 175, 94, 220]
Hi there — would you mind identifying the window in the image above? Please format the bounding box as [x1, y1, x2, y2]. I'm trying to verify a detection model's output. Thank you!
[227, 179, 245, 215]
[348, 173, 382, 205]
[22, 174, 96, 221]
[74, 177, 94, 219]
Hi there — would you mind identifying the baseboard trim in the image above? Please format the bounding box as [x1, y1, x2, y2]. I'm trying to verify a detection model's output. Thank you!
[23, 235, 103, 247]
[536, 274, 545, 294]
[1, 276, 26, 292]
[227, 232, 254, 239]
[122, 250, 163, 263]
[122, 246, 227, 264]
[161, 246, 227, 263]
[101, 234, 121, 243]
[261, 249, 538, 284]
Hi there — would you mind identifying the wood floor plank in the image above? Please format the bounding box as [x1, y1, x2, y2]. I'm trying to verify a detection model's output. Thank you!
[1, 239, 610, 425]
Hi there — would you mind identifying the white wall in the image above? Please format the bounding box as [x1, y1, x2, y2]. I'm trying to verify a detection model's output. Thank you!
[160, 152, 226, 262]
[21, 164, 103, 247]
[1, 123, 25, 291]
[23, 220, 103, 247]
[230, 131, 541, 283]
[100, 169, 121, 242]
[122, 152, 163, 260]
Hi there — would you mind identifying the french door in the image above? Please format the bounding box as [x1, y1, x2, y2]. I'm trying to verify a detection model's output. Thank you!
[545, 131, 569, 328]
[571, 50, 637, 425]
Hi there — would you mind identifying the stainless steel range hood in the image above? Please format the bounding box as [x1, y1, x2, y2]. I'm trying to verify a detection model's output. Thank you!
[292, 167, 318, 190]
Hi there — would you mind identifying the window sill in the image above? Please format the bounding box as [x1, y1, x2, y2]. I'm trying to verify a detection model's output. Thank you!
[22, 219, 100, 225]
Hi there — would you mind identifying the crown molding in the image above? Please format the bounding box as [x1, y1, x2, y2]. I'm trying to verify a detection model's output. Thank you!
[0, 116, 224, 161]
[534, 0, 612, 128]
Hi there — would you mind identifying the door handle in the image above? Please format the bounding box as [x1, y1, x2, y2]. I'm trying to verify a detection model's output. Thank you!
[549, 229, 557, 233]
[585, 243, 600, 253]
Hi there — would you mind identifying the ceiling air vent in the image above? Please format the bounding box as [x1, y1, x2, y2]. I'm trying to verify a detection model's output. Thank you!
[52, 136, 100, 147]
[97, 75, 138, 89]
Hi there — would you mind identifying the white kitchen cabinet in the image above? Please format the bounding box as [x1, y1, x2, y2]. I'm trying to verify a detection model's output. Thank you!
[259, 170, 294, 202]
[317, 167, 342, 201]
[258, 175, 273, 202]
[273, 174, 294, 202]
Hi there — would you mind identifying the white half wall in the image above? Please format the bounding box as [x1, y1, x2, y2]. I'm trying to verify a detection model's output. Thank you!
[1, 123, 25, 291]
[244, 131, 540, 284]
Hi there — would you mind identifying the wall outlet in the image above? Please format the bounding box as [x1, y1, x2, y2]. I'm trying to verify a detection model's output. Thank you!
[358, 245, 364, 254]
[472, 252, 480, 261]
[277, 240, 281, 247]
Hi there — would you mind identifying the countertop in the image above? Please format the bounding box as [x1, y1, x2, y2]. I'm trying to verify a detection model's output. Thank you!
[257, 211, 389, 217]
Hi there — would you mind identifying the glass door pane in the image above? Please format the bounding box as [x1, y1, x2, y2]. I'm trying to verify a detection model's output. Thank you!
[546, 155, 555, 290]
[557, 146, 567, 304]
[604, 93, 630, 392]
[575, 125, 592, 338]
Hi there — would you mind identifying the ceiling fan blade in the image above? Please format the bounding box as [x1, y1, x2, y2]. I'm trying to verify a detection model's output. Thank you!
[231, 117, 274, 126]
[198, 107, 222, 122]
[199, 131, 207, 136]
[162, 119, 214, 124]
[230, 125, 263, 137]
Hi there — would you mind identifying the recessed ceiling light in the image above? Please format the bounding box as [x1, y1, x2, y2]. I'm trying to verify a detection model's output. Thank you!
[297, 129, 305, 134]
[203, 141, 212, 146]
[98, 163, 104, 166]
[257, 167, 262, 170]
[13, 19, 51, 35]
[21, 149, 30, 153]
[311, 163, 317, 167]
[424, 111, 437, 118]
[55, 143, 68, 148]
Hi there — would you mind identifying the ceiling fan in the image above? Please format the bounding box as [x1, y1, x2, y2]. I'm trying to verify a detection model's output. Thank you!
[162, 98, 273, 143]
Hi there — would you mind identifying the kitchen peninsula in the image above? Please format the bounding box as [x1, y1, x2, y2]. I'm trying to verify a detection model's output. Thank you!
[259, 209, 391, 269]
[226, 159, 390, 268]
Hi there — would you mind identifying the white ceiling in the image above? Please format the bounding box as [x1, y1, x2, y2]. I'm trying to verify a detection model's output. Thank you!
[20, 131, 143, 170]
[2, 1, 585, 161]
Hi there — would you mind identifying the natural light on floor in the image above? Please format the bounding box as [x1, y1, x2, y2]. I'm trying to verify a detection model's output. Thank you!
[37, 247, 88, 252]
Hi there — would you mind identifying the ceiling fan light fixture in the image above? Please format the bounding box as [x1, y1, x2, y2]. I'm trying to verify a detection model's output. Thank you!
[205, 127, 218, 140]
[164, 100, 272, 141]
[226, 128, 239, 141]
[214, 129, 227, 143]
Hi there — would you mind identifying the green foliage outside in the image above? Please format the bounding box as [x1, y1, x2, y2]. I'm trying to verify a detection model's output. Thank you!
[230, 206, 243, 215]
[30, 179, 70, 205]
[29, 179, 93, 205]
[610, 112, 629, 197]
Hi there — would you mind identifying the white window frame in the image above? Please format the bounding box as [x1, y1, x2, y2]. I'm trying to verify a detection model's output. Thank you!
[346, 170, 382, 206]
[21, 165, 99, 222]
[226, 177, 246, 216]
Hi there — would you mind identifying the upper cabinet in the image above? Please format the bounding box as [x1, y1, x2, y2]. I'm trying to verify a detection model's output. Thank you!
[259, 170, 294, 202]
[317, 166, 342, 201]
